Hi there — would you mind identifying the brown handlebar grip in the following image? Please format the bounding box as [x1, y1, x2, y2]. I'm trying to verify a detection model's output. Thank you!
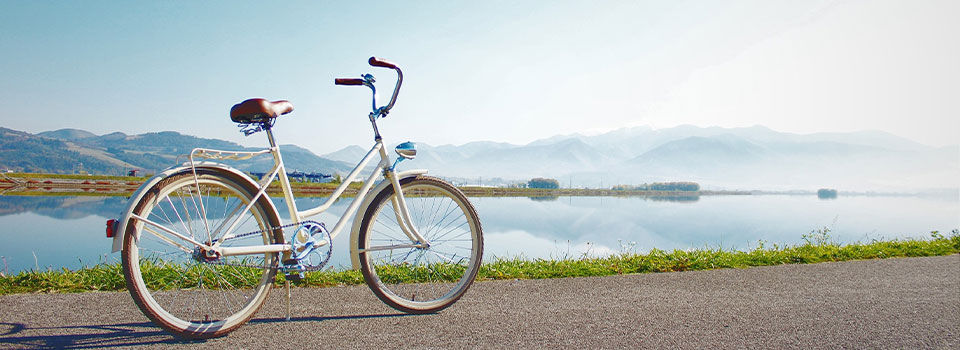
[368, 57, 398, 69]
[335, 78, 365, 86]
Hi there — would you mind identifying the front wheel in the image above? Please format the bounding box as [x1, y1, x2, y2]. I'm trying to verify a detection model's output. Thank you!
[358, 176, 483, 313]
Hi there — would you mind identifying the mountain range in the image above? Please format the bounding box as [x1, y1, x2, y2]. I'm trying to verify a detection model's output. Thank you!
[2, 125, 956, 192]
[323, 125, 958, 191]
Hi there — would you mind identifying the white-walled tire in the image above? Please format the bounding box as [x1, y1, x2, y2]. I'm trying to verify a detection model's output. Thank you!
[358, 176, 483, 313]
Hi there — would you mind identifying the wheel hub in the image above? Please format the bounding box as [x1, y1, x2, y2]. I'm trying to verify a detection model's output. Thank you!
[192, 246, 221, 263]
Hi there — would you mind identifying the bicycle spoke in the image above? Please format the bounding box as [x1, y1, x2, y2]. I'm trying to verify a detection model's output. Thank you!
[162, 195, 196, 242]
[141, 226, 194, 254]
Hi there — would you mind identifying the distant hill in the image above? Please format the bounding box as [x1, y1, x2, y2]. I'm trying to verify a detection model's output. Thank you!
[37, 128, 97, 141]
[0, 127, 353, 176]
[0, 128, 120, 174]
[240, 144, 354, 174]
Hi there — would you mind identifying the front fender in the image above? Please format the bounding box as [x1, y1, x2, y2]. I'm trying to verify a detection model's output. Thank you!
[110, 162, 277, 253]
[348, 169, 427, 270]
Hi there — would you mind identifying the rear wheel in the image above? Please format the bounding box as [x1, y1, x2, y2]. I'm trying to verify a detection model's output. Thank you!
[358, 176, 483, 313]
[121, 168, 282, 339]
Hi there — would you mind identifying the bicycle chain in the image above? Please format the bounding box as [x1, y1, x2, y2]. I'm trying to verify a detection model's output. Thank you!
[205, 220, 332, 272]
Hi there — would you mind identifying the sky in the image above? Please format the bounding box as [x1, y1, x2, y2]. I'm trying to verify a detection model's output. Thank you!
[1, 0, 957, 154]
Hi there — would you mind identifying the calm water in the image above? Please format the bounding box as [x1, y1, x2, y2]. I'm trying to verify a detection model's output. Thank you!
[0, 194, 957, 274]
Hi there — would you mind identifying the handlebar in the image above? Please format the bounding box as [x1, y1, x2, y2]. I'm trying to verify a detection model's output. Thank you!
[334, 78, 364, 86]
[334, 56, 403, 118]
[368, 57, 398, 70]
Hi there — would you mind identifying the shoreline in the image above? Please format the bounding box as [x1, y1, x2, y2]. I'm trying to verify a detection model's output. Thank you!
[1, 173, 735, 198]
[4, 172, 951, 198]
[10, 172, 923, 199]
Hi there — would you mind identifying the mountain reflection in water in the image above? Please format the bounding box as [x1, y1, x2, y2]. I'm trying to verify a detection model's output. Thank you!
[0, 195, 127, 220]
[0, 194, 957, 274]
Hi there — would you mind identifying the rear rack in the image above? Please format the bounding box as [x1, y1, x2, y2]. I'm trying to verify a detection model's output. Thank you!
[190, 148, 271, 161]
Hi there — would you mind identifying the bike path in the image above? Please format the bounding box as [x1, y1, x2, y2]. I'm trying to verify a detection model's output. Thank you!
[1, 255, 957, 349]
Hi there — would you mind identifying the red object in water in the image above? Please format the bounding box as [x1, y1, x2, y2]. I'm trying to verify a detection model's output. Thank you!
[106, 219, 118, 238]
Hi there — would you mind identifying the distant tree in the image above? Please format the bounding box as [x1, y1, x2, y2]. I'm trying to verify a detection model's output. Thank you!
[817, 188, 838, 199]
[610, 182, 699, 192]
[648, 182, 700, 192]
[528, 177, 560, 189]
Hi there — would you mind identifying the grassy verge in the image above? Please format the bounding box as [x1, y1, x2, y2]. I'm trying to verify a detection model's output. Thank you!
[1, 230, 957, 295]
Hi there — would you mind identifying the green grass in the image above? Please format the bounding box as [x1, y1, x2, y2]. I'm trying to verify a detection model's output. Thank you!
[1, 229, 957, 295]
[480, 229, 959, 280]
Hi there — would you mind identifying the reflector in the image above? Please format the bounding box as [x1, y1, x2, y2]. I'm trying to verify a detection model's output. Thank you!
[106, 219, 118, 238]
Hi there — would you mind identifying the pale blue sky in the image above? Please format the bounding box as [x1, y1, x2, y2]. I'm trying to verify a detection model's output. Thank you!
[1, 0, 956, 153]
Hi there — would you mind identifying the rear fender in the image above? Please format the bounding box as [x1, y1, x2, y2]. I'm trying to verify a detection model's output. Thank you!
[110, 162, 279, 253]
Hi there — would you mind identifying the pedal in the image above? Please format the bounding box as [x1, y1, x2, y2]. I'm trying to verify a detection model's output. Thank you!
[285, 271, 305, 282]
[282, 260, 306, 281]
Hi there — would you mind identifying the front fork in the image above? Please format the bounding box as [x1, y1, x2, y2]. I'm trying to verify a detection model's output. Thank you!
[385, 169, 430, 247]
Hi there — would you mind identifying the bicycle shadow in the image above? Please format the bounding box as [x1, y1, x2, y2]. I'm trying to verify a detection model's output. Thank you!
[0, 313, 411, 349]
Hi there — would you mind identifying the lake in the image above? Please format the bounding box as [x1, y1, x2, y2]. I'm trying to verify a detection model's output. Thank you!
[0, 193, 957, 274]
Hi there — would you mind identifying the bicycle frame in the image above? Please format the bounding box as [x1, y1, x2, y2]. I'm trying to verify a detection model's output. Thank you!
[113, 57, 429, 267]
[189, 128, 429, 260]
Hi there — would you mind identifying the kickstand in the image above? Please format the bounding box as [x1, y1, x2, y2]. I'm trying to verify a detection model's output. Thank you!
[285, 278, 292, 321]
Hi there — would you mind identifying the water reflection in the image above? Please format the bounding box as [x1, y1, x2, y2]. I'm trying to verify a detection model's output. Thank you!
[528, 195, 701, 203]
[0, 196, 126, 219]
[646, 195, 699, 202]
[471, 195, 959, 262]
[0, 194, 957, 274]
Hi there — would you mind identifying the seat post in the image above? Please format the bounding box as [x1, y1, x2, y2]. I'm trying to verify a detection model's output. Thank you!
[264, 125, 285, 172]
[265, 126, 279, 149]
[263, 123, 300, 222]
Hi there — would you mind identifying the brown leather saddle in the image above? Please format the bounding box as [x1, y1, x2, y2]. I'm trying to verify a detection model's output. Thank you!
[230, 98, 294, 123]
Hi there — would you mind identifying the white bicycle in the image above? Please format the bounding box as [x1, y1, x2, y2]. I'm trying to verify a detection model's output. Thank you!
[106, 57, 483, 338]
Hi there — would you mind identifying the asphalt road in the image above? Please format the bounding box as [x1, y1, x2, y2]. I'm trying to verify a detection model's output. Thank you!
[1, 255, 957, 349]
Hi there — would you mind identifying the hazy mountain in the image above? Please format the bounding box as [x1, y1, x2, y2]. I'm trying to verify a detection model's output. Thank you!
[628, 135, 771, 168]
[403, 125, 958, 191]
[595, 129, 959, 191]
[322, 145, 368, 163]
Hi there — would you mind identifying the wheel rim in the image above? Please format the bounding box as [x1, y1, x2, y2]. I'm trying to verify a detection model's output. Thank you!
[362, 181, 481, 310]
[126, 174, 277, 334]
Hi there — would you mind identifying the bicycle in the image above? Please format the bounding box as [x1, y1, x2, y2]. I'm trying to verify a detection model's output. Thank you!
[105, 57, 484, 338]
